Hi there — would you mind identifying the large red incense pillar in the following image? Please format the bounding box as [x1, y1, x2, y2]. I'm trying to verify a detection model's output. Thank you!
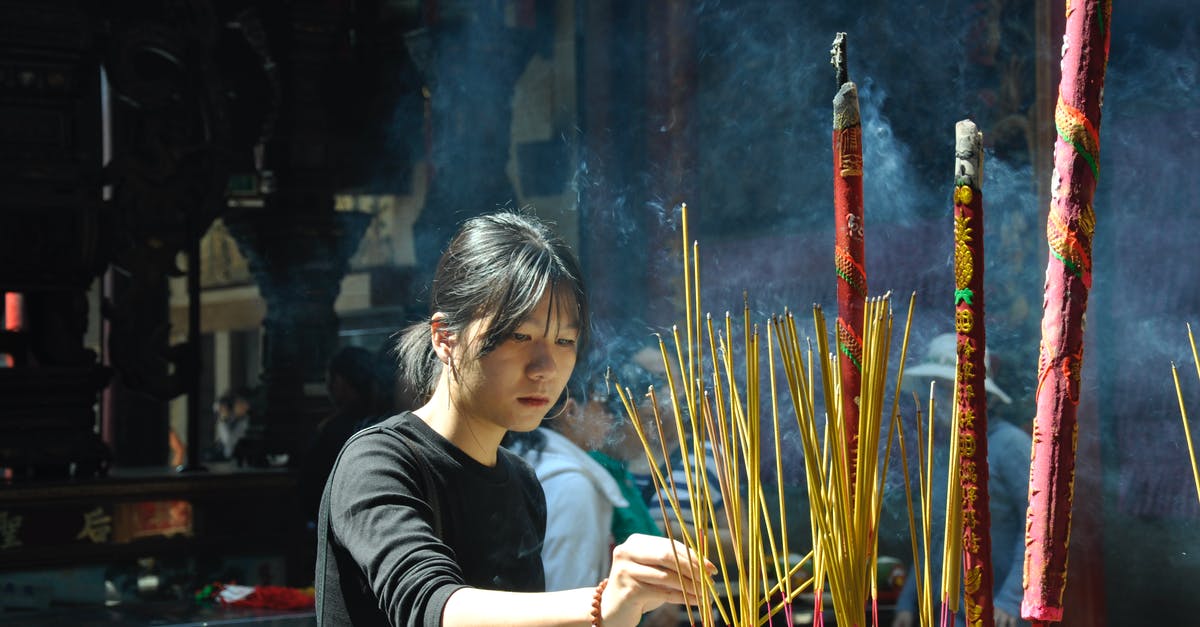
[1022, 1, 1111, 623]
[953, 120, 996, 627]
[832, 34, 866, 472]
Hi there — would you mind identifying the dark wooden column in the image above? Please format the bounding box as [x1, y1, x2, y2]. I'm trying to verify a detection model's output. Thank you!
[98, 0, 235, 468]
[0, 0, 110, 479]
[224, 210, 370, 458]
[218, 0, 376, 459]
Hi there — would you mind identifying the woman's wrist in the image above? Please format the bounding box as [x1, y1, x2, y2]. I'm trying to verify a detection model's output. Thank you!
[588, 578, 608, 626]
[593, 576, 643, 627]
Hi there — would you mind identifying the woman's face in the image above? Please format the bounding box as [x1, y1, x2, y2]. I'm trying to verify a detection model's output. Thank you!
[449, 289, 580, 435]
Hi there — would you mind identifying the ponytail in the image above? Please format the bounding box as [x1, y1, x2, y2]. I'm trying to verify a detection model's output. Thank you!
[393, 320, 440, 406]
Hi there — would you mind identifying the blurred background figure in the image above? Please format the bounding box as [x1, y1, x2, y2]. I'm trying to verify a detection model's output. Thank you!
[505, 339, 680, 626]
[890, 333, 1030, 627]
[504, 359, 630, 592]
[585, 346, 668, 546]
[296, 346, 396, 527]
[210, 388, 252, 462]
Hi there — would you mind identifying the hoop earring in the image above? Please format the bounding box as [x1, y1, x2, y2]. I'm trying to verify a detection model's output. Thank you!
[545, 389, 572, 420]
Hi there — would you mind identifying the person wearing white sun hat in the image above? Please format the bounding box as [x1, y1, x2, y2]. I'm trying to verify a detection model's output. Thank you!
[891, 333, 1030, 627]
[902, 332, 1013, 405]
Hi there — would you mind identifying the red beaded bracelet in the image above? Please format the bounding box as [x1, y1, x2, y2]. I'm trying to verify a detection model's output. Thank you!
[589, 578, 609, 626]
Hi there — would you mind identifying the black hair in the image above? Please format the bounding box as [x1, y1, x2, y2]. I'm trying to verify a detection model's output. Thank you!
[216, 387, 252, 411]
[394, 211, 590, 404]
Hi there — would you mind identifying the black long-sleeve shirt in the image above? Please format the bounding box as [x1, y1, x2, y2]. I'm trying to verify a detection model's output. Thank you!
[317, 412, 547, 626]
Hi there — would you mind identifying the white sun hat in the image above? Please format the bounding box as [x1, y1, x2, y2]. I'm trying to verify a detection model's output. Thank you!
[905, 332, 1012, 405]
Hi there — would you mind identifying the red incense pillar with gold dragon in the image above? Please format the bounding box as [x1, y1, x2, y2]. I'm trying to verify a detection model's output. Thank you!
[831, 33, 866, 480]
[954, 120, 996, 627]
[1022, 1, 1111, 624]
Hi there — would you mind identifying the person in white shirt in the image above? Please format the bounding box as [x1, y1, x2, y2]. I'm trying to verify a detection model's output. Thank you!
[506, 368, 630, 591]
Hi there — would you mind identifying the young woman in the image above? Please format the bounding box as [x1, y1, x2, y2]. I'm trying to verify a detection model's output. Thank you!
[315, 212, 711, 627]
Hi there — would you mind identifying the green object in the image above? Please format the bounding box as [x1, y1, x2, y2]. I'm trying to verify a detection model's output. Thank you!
[195, 583, 216, 603]
[877, 556, 904, 589]
[588, 451, 661, 543]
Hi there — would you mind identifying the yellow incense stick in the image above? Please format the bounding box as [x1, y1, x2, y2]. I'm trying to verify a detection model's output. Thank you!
[617, 385, 704, 626]
[940, 380, 963, 614]
[1187, 323, 1200, 504]
[1172, 363, 1200, 504]
[897, 392, 925, 627]
[767, 322, 793, 604]
[922, 382, 938, 627]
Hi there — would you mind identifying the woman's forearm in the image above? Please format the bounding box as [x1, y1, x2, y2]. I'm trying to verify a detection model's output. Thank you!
[442, 587, 596, 627]
[439, 534, 709, 627]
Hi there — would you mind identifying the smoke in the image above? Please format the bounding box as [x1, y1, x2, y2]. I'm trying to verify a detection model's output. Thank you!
[1083, 8, 1200, 559]
[858, 77, 925, 227]
[402, 2, 1200, 615]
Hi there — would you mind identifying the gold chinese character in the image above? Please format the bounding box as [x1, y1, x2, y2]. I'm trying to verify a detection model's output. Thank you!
[960, 526, 979, 552]
[961, 459, 977, 483]
[839, 127, 863, 176]
[963, 526, 981, 553]
[0, 511, 23, 549]
[959, 406, 976, 430]
[956, 308, 974, 333]
[961, 431, 976, 457]
[76, 507, 112, 544]
[959, 359, 977, 381]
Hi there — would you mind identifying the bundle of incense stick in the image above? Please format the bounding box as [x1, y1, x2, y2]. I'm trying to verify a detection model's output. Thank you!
[1171, 323, 1200, 505]
[774, 295, 917, 627]
[616, 203, 920, 627]
[893, 380, 965, 627]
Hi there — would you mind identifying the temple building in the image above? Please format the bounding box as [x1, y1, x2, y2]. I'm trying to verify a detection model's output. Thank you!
[0, 0, 1196, 624]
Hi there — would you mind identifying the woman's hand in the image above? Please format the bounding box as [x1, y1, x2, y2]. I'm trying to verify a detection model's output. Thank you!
[600, 533, 715, 627]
